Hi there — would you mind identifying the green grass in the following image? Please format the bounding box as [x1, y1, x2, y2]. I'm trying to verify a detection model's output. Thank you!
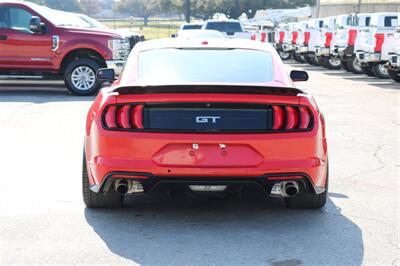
[100, 19, 182, 39]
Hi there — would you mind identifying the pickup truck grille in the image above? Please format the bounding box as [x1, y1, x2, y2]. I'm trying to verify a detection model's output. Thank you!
[102, 103, 313, 133]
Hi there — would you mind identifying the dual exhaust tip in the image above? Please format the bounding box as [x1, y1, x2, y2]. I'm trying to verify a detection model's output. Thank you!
[270, 181, 299, 197]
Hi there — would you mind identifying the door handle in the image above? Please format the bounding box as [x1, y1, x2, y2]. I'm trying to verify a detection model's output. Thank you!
[0, 35, 7, 40]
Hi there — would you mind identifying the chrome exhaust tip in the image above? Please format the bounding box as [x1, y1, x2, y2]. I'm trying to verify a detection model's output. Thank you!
[114, 180, 144, 194]
[270, 181, 299, 197]
[115, 180, 129, 194]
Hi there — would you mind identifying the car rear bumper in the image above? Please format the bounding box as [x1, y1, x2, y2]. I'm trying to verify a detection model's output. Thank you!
[356, 51, 381, 63]
[315, 47, 330, 56]
[387, 53, 400, 68]
[85, 129, 328, 194]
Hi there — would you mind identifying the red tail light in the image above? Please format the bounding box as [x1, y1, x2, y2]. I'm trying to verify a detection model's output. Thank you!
[103, 104, 144, 130]
[279, 31, 285, 44]
[374, 33, 384, 53]
[304, 32, 310, 46]
[324, 32, 333, 47]
[291, 31, 298, 44]
[251, 34, 256, 41]
[348, 29, 357, 46]
[272, 105, 312, 131]
[260, 32, 267, 42]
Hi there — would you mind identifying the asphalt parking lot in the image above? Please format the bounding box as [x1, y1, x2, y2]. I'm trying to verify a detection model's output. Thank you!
[0, 62, 399, 265]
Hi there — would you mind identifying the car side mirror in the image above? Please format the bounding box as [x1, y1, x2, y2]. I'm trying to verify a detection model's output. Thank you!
[290, 70, 309, 82]
[97, 68, 116, 81]
[30, 16, 46, 34]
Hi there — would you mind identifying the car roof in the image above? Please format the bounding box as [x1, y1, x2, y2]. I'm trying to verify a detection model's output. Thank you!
[133, 38, 276, 53]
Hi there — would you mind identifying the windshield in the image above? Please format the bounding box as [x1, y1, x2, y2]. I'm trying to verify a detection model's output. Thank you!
[34, 6, 92, 28]
[205, 22, 243, 33]
[138, 48, 274, 84]
[182, 24, 202, 30]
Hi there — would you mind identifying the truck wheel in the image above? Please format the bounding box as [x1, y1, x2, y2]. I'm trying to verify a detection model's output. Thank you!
[304, 54, 320, 66]
[64, 59, 102, 96]
[324, 57, 341, 70]
[318, 56, 326, 67]
[371, 63, 389, 79]
[347, 57, 363, 74]
[341, 60, 350, 71]
[292, 51, 305, 63]
[285, 167, 328, 209]
[82, 151, 123, 208]
[278, 49, 291, 60]
[361, 64, 375, 77]
[388, 69, 400, 82]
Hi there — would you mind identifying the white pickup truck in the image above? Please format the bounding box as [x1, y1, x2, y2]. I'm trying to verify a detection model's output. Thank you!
[355, 13, 399, 78]
[274, 23, 297, 60]
[386, 26, 400, 82]
[292, 21, 308, 63]
[298, 18, 324, 66]
[202, 20, 252, 39]
[334, 13, 372, 74]
[314, 16, 341, 69]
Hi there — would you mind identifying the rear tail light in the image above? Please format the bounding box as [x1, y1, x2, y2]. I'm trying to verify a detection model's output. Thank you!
[291, 31, 298, 44]
[324, 32, 333, 47]
[374, 33, 384, 53]
[279, 31, 285, 44]
[272, 105, 312, 131]
[304, 32, 310, 46]
[103, 104, 144, 130]
[251, 34, 256, 41]
[260, 32, 267, 42]
[348, 29, 357, 46]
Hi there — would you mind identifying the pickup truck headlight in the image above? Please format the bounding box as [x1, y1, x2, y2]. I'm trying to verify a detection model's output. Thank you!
[108, 38, 130, 60]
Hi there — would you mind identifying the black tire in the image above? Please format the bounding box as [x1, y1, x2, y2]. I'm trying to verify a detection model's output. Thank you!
[82, 151, 123, 208]
[292, 51, 306, 63]
[347, 57, 364, 74]
[388, 69, 400, 82]
[341, 60, 350, 72]
[318, 56, 327, 67]
[361, 64, 375, 77]
[285, 167, 328, 209]
[371, 63, 390, 79]
[324, 57, 341, 70]
[64, 58, 102, 96]
[304, 54, 320, 66]
[278, 49, 291, 60]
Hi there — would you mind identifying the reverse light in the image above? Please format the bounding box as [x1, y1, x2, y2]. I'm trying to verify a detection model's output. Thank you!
[324, 32, 333, 47]
[348, 29, 357, 46]
[103, 104, 144, 130]
[374, 33, 384, 53]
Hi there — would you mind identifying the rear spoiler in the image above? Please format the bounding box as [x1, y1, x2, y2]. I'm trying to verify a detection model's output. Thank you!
[113, 85, 303, 96]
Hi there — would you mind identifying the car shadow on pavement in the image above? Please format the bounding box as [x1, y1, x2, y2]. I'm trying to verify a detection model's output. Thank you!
[0, 91, 95, 103]
[84, 191, 363, 265]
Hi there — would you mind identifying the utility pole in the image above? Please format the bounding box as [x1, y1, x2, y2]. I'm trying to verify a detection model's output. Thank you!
[315, 0, 320, 18]
[185, 0, 191, 23]
[357, 0, 362, 13]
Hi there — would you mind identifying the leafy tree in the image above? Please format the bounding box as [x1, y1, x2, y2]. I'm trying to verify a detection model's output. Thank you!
[115, 0, 172, 25]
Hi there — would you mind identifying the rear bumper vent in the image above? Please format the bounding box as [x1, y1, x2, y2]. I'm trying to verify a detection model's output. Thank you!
[102, 103, 313, 133]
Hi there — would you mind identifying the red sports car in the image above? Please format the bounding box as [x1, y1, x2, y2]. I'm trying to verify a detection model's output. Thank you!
[83, 38, 328, 209]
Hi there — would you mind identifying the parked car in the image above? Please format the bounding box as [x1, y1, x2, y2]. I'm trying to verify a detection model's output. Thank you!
[202, 20, 252, 39]
[298, 18, 324, 66]
[0, 1, 130, 95]
[314, 16, 341, 69]
[83, 38, 329, 209]
[356, 12, 399, 78]
[333, 13, 371, 74]
[386, 26, 400, 82]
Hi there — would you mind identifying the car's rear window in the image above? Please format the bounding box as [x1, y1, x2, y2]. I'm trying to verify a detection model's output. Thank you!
[138, 48, 274, 84]
[205, 22, 243, 33]
[182, 24, 202, 30]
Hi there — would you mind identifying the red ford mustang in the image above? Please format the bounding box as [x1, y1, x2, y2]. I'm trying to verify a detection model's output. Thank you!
[83, 38, 328, 209]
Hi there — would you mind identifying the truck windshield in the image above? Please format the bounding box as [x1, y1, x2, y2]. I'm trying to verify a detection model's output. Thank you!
[138, 48, 274, 84]
[205, 22, 243, 33]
